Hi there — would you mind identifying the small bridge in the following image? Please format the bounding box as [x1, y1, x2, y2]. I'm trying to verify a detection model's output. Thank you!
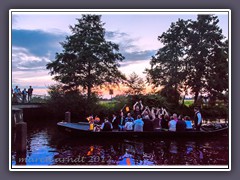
[12, 103, 44, 109]
[11, 103, 46, 127]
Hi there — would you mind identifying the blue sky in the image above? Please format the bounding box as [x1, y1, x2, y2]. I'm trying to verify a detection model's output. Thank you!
[11, 10, 229, 96]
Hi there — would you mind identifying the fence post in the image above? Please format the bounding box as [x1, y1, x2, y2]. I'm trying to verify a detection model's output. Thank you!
[65, 111, 71, 122]
[16, 122, 27, 153]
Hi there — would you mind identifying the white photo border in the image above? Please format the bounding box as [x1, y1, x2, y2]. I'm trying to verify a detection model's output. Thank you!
[9, 9, 231, 171]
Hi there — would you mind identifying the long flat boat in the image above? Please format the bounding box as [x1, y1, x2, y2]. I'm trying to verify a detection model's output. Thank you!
[57, 122, 228, 139]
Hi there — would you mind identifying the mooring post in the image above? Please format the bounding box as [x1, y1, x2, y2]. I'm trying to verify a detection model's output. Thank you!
[12, 108, 23, 128]
[65, 111, 71, 122]
[16, 122, 27, 153]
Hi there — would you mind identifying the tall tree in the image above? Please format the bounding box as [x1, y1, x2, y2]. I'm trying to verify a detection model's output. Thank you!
[186, 15, 227, 103]
[146, 19, 190, 101]
[125, 72, 145, 95]
[147, 15, 228, 104]
[46, 15, 125, 100]
[204, 39, 228, 101]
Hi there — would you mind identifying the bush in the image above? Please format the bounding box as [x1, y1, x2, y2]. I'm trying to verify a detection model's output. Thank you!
[201, 106, 228, 119]
[46, 85, 99, 121]
[160, 86, 180, 105]
[46, 84, 228, 122]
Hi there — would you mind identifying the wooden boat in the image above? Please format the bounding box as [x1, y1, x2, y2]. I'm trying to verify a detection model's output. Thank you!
[57, 122, 228, 139]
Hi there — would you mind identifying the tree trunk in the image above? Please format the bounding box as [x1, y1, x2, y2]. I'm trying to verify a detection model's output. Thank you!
[181, 94, 185, 106]
[87, 61, 92, 100]
[194, 90, 199, 104]
[87, 84, 91, 100]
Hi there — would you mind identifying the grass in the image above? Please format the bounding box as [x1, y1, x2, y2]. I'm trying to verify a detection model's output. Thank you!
[184, 99, 194, 107]
[99, 100, 117, 109]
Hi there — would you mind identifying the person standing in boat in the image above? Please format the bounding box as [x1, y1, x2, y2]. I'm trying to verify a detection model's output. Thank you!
[101, 118, 113, 131]
[142, 107, 154, 131]
[151, 107, 161, 129]
[160, 114, 169, 130]
[133, 100, 144, 119]
[111, 113, 118, 130]
[118, 110, 125, 131]
[194, 107, 202, 131]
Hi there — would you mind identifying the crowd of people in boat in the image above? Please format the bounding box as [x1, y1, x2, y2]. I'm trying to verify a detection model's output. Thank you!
[12, 85, 34, 103]
[87, 101, 202, 132]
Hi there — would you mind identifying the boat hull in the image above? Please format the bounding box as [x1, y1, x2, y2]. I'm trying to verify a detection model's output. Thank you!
[57, 122, 228, 139]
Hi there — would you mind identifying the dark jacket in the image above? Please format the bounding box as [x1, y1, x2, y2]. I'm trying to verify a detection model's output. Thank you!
[161, 118, 169, 129]
[176, 120, 186, 132]
[102, 122, 112, 131]
[143, 118, 154, 131]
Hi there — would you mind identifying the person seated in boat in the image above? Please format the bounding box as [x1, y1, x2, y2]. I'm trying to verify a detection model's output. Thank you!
[125, 113, 134, 123]
[142, 109, 154, 131]
[168, 113, 178, 131]
[93, 116, 101, 125]
[101, 118, 113, 131]
[133, 100, 144, 119]
[184, 116, 193, 130]
[178, 114, 184, 121]
[124, 119, 134, 131]
[133, 115, 144, 132]
[118, 110, 125, 131]
[176, 115, 186, 132]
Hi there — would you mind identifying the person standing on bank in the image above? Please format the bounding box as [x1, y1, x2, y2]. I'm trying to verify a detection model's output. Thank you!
[27, 86, 33, 103]
[194, 107, 202, 131]
[22, 88, 28, 103]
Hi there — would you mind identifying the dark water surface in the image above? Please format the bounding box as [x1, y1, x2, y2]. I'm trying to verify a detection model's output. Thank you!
[12, 119, 229, 166]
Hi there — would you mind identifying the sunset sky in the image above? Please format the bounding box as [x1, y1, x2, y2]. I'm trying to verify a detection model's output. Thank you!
[11, 10, 229, 98]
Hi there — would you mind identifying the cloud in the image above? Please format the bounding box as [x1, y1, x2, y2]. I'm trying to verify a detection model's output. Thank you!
[12, 15, 18, 26]
[105, 30, 157, 65]
[123, 50, 156, 62]
[105, 30, 140, 52]
[11, 29, 68, 73]
[105, 31, 128, 39]
[12, 29, 65, 58]
[12, 46, 51, 72]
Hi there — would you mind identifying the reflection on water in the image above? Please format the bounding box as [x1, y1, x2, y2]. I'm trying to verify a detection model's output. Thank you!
[11, 120, 229, 166]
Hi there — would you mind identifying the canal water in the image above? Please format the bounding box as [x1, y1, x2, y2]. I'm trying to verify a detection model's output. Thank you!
[11, 119, 229, 166]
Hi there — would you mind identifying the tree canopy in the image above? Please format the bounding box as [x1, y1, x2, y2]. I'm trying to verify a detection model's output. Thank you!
[125, 72, 145, 95]
[46, 15, 125, 99]
[146, 15, 228, 104]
